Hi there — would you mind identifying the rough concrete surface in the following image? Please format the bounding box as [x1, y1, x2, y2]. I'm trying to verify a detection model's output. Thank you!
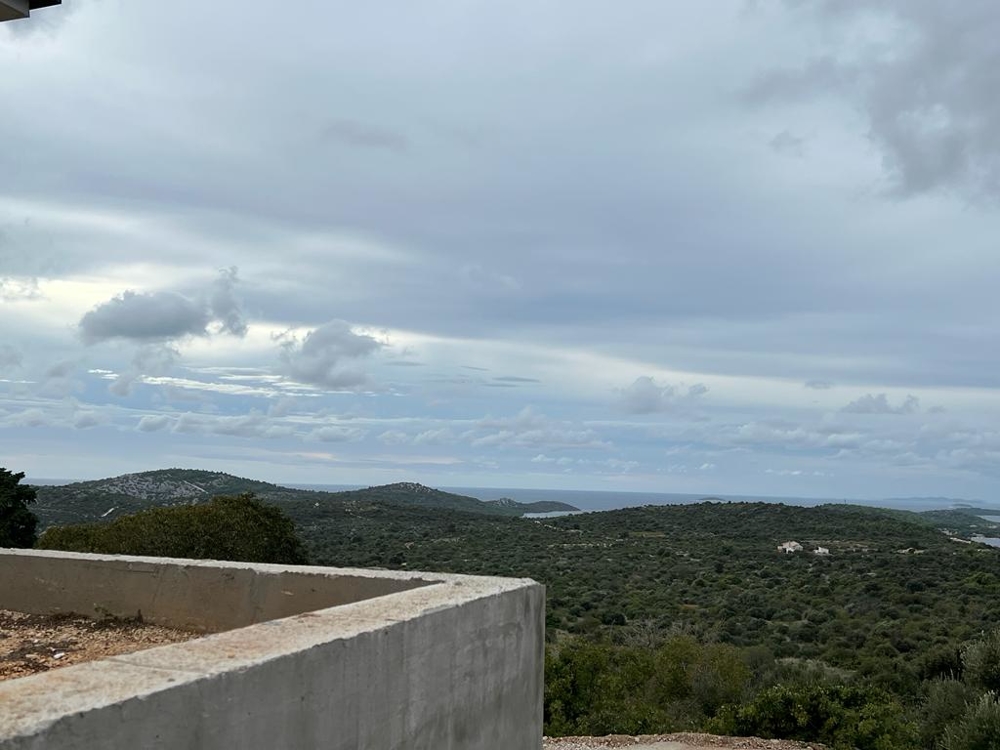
[0, 550, 545, 750]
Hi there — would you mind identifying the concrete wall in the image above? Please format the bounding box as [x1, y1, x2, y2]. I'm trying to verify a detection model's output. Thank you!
[0, 550, 544, 750]
[0, 548, 434, 632]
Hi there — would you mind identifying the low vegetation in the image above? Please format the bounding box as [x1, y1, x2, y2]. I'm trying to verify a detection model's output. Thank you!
[36, 493, 307, 565]
[20, 467, 1000, 748]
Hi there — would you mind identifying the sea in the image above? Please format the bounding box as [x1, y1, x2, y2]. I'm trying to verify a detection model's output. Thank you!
[286, 484, 999, 516]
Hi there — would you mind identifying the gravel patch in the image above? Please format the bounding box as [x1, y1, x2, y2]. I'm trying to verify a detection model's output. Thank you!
[0, 609, 197, 681]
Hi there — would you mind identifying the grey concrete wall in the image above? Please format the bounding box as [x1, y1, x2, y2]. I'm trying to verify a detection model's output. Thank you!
[0, 551, 544, 750]
[0, 549, 433, 631]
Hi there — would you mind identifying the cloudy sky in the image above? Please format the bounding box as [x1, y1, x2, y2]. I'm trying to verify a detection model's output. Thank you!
[3, 0, 1000, 499]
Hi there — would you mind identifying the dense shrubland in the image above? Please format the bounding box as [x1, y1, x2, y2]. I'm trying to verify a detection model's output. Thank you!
[28, 473, 1000, 748]
[37, 493, 307, 565]
[286, 498, 1000, 748]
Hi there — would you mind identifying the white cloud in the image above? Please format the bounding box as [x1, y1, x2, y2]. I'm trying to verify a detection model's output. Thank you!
[310, 426, 367, 443]
[471, 407, 610, 450]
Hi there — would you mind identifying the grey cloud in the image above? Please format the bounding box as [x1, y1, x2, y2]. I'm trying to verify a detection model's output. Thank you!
[413, 428, 454, 445]
[136, 414, 172, 432]
[7, 408, 47, 428]
[81, 268, 248, 345]
[0, 345, 21, 370]
[266, 397, 298, 418]
[321, 119, 409, 153]
[80, 291, 210, 344]
[759, 3, 1000, 198]
[494, 376, 541, 384]
[111, 346, 179, 397]
[45, 360, 75, 378]
[310, 426, 367, 443]
[459, 264, 521, 294]
[620, 376, 708, 414]
[471, 407, 610, 450]
[209, 267, 248, 337]
[769, 130, 806, 157]
[842, 393, 919, 415]
[744, 56, 857, 105]
[72, 411, 104, 429]
[377, 430, 410, 445]
[732, 421, 863, 450]
[278, 320, 381, 390]
[173, 411, 294, 440]
[805, 380, 834, 390]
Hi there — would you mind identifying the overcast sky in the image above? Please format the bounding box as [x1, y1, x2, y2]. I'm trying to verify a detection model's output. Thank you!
[3, 0, 1000, 499]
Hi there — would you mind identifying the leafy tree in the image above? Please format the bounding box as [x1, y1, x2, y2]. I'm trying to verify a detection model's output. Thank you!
[37, 493, 307, 564]
[0, 468, 38, 548]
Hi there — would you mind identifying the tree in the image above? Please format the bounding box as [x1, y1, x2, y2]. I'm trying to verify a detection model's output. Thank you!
[37, 493, 307, 565]
[0, 468, 38, 548]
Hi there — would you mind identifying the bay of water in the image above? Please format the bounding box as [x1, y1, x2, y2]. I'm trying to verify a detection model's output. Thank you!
[288, 483, 994, 515]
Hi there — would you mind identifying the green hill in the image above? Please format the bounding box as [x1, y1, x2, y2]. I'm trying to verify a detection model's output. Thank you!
[30, 470, 579, 529]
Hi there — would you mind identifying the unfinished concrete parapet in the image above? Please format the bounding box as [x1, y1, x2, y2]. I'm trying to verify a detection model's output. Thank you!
[0, 549, 545, 750]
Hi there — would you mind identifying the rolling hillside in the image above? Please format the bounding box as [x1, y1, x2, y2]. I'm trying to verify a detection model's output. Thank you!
[29, 469, 579, 529]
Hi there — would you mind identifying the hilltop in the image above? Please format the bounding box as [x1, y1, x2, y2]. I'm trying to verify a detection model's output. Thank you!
[29, 469, 579, 529]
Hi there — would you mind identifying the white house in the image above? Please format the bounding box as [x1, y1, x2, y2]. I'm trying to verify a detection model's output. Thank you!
[814, 546, 830, 556]
[777, 541, 803, 553]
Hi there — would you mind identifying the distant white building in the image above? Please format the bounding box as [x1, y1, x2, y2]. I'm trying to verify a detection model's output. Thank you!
[814, 546, 830, 556]
[778, 541, 803, 554]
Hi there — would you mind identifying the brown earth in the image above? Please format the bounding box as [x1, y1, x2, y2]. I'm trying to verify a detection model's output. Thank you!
[0, 609, 197, 681]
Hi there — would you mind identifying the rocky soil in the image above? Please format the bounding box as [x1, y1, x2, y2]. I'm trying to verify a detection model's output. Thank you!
[0, 609, 196, 681]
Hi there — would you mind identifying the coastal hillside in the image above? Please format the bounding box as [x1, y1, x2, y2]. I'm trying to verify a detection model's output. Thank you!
[30, 469, 578, 529]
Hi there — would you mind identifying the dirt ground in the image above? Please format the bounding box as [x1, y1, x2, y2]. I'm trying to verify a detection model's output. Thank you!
[544, 734, 826, 750]
[0, 609, 197, 681]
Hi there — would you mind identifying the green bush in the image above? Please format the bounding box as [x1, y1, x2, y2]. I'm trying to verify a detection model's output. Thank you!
[919, 678, 980, 748]
[941, 692, 1000, 750]
[962, 630, 1000, 692]
[711, 682, 917, 750]
[544, 635, 750, 737]
[37, 493, 307, 565]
